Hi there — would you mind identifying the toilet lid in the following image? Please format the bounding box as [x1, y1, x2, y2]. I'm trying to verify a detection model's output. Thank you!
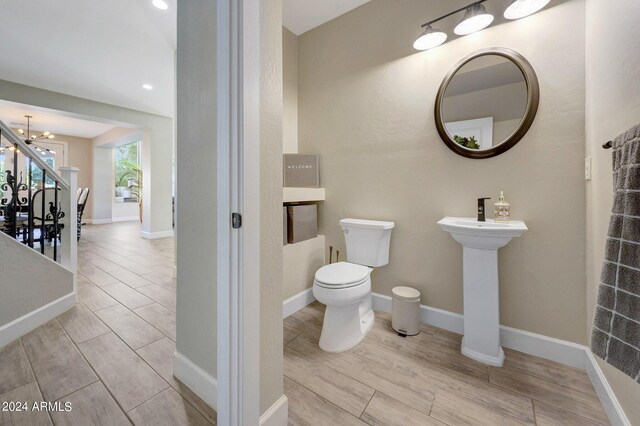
[315, 262, 371, 287]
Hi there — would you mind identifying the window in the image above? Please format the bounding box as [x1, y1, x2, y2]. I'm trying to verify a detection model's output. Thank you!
[31, 157, 56, 188]
[114, 142, 141, 203]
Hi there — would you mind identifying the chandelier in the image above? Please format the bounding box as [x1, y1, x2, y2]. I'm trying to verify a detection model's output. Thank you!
[15, 115, 56, 155]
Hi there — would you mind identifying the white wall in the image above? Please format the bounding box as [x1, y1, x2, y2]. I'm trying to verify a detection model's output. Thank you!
[298, 0, 588, 344]
[91, 127, 144, 223]
[91, 146, 113, 223]
[0, 232, 73, 328]
[585, 0, 640, 422]
[61, 134, 93, 219]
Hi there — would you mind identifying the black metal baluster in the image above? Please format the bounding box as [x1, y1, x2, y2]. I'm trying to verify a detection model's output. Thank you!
[11, 143, 18, 238]
[27, 158, 33, 248]
[53, 180, 58, 262]
[40, 170, 45, 254]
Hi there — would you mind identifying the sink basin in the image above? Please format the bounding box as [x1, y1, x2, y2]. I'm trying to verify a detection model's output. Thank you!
[438, 216, 527, 367]
[438, 217, 527, 250]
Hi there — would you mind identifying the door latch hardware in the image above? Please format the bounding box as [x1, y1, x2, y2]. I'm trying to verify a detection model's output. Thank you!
[232, 213, 242, 229]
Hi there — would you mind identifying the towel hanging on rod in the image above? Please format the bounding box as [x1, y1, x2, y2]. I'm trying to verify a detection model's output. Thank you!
[591, 122, 640, 383]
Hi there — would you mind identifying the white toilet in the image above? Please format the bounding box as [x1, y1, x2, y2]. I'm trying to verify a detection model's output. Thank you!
[313, 218, 395, 352]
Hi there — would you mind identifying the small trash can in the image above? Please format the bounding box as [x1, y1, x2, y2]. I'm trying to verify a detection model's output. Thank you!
[391, 286, 421, 336]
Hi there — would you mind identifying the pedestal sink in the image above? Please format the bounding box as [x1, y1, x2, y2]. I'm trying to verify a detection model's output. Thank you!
[438, 217, 527, 367]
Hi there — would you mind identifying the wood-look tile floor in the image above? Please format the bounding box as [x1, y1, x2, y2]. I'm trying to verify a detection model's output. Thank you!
[0, 222, 216, 426]
[284, 303, 610, 426]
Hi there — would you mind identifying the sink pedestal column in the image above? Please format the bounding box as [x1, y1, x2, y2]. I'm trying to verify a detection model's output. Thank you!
[461, 246, 504, 367]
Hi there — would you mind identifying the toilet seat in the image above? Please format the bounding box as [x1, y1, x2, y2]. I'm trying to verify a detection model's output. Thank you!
[314, 262, 371, 289]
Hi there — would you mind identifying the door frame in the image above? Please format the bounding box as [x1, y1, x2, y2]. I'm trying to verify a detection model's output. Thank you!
[216, 0, 261, 425]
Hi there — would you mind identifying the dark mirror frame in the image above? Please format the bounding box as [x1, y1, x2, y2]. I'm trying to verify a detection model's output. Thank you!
[434, 47, 540, 159]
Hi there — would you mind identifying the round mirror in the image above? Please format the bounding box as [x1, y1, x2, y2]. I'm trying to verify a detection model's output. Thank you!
[435, 48, 539, 159]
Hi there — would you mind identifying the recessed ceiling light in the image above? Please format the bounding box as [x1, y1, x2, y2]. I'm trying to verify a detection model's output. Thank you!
[152, 0, 168, 10]
[142, 84, 153, 90]
[504, 0, 551, 20]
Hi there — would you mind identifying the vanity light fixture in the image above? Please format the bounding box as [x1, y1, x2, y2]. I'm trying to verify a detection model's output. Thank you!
[454, 3, 495, 35]
[414, 0, 492, 51]
[142, 84, 153, 90]
[504, 0, 550, 19]
[414, 0, 552, 51]
[413, 25, 448, 51]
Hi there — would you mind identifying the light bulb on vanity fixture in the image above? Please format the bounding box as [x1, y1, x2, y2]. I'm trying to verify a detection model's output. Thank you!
[504, 0, 551, 19]
[152, 0, 168, 10]
[454, 2, 495, 35]
[413, 25, 448, 51]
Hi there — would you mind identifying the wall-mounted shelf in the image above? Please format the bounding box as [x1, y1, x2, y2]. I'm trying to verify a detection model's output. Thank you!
[283, 187, 325, 203]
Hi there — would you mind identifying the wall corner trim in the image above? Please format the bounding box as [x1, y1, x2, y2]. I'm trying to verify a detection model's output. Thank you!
[283, 287, 315, 318]
[259, 394, 288, 426]
[140, 229, 175, 240]
[585, 351, 631, 426]
[173, 350, 217, 410]
[0, 292, 75, 348]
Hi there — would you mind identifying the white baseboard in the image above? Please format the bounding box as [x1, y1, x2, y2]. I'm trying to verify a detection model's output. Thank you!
[500, 325, 587, 369]
[86, 217, 139, 224]
[283, 288, 315, 318]
[373, 293, 465, 334]
[173, 350, 217, 410]
[140, 229, 175, 239]
[0, 292, 76, 348]
[586, 351, 631, 426]
[85, 218, 112, 225]
[112, 216, 139, 223]
[260, 394, 288, 426]
[372, 293, 585, 368]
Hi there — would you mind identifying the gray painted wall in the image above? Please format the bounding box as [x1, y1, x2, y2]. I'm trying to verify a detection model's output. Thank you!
[260, 0, 285, 414]
[176, 0, 218, 379]
[0, 232, 73, 327]
[298, 0, 587, 344]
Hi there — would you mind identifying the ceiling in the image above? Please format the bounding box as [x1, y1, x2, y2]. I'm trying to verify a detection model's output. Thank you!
[0, 100, 121, 139]
[0, 0, 369, 120]
[0, 0, 176, 118]
[283, 0, 371, 35]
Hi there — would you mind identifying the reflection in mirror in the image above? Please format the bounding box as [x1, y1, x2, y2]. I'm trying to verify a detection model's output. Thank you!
[441, 55, 528, 151]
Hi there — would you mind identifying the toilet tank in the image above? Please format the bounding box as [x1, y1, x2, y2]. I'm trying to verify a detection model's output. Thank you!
[340, 218, 395, 267]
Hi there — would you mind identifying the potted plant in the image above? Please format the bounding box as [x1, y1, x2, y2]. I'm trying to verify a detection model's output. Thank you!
[115, 160, 143, 222]
[453, 135, 480, 150]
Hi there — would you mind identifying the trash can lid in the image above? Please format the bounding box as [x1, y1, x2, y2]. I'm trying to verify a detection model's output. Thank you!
[392, 286, 420, 301]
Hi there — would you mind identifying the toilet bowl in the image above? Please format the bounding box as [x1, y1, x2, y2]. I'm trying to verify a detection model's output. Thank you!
[313, 262, 375, 352]
[313, 218, 394, 353]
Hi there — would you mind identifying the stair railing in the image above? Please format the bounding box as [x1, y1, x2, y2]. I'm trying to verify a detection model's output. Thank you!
[0, 118, 77, 273]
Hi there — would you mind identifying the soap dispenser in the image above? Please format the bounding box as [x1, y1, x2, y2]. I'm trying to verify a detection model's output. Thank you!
[494, 191, 511, 222]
